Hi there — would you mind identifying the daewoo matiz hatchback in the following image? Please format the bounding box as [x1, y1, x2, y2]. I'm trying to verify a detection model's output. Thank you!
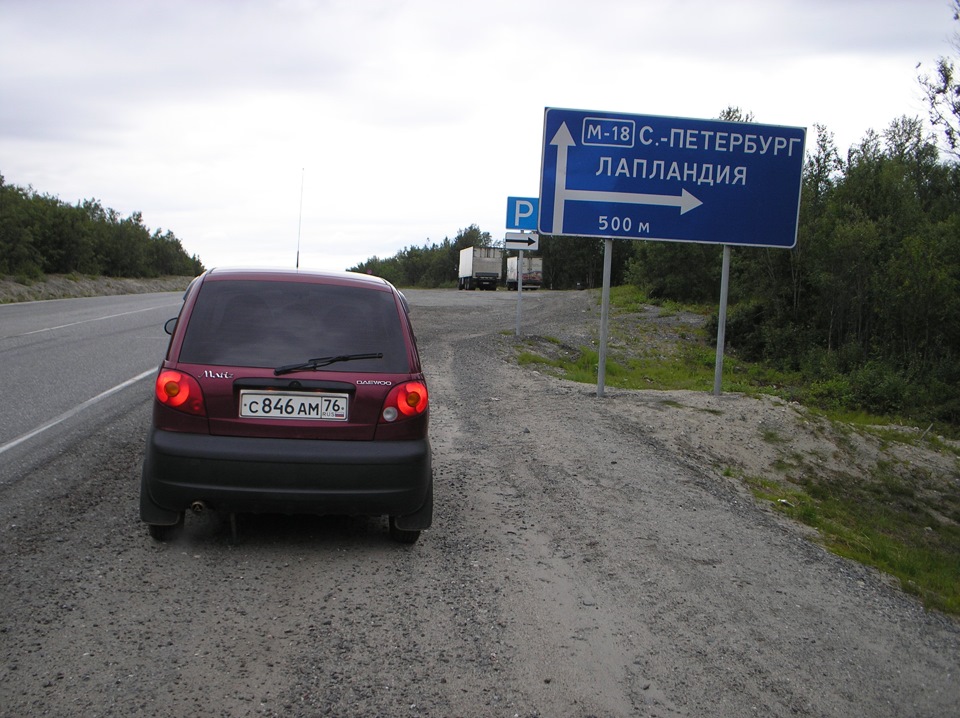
[140, 268, 432, 543]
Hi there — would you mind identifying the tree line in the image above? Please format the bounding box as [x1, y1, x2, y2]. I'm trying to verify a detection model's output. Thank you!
[349, 224, 495, 287]
[657, 116, 960, 425]
[0, 174, 204, 279]
[347, 223, 638, 290]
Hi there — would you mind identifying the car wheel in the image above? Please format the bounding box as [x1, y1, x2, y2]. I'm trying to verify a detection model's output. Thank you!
[147, 513, 184, 542]
[388, 517, 421, 544]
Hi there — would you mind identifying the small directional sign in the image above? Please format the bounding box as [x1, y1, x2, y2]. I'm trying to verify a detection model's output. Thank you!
[505, 231, 539, 251]
[538, 108, 806, 248]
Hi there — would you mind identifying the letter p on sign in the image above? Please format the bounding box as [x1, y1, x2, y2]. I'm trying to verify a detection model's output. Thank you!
[506, 196, 539, 231]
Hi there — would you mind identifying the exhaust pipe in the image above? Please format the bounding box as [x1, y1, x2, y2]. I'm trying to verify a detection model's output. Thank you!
[190, 500, 208, 515]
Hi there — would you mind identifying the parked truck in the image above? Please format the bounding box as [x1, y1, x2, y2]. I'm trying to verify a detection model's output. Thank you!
[506, 256, 543, 291]
[458, 246, 503, 290]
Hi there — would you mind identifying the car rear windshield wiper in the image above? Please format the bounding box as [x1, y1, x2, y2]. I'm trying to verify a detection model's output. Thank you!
[274, 352, 383, 376]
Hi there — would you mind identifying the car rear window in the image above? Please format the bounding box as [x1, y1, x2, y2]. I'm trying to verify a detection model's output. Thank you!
[177, 279, 411, 372]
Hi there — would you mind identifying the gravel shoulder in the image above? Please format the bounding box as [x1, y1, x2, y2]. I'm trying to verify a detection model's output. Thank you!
[0, 286, 957, 717]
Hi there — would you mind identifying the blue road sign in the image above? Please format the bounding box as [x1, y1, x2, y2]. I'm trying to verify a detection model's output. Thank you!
[506, 196, 539, 230]
[538, 108, 806, 248]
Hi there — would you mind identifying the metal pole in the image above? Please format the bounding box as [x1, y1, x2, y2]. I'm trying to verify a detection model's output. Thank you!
[597, 238, 613, 397]
[515, 249, 524, 336]
[296, 167, 304, 269]
[713, 244, 731, 396]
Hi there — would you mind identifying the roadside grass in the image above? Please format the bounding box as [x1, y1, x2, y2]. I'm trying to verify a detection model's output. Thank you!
[513, 285, 960, 616]
[740, 467, 960, 615]
[515, 285, 792, 395]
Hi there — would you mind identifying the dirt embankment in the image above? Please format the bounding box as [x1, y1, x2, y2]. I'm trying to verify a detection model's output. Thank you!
[0, 274, 193, 303]
[518, 291, 960, 538]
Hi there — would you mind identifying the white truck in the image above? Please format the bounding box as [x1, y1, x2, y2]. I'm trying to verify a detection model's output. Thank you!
[458, 246, 503, 290]
[506, 256, 543, 291]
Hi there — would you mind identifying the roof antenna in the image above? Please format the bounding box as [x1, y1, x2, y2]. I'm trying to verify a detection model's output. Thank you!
[296, 167, 304, 269]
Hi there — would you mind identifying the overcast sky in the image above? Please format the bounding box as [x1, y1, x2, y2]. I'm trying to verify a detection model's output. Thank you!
[0, 0, 953, 272]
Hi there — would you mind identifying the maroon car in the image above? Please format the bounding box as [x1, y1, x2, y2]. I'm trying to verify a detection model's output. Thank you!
[140, 268, 432, 543]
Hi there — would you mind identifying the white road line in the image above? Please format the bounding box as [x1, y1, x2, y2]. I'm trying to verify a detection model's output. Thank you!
[0, 368, 156, 456]
[13, 305, 178, 338]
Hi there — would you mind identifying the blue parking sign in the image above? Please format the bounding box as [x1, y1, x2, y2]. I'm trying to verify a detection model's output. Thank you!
[506, 196, 539, 231]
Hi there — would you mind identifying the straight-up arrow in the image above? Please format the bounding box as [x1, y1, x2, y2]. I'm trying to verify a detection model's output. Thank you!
[551, 123, 575, 233]
[548, 122, 703, 233]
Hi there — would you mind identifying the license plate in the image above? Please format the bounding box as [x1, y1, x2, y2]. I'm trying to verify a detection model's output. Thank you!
[239, 391, 349, 421]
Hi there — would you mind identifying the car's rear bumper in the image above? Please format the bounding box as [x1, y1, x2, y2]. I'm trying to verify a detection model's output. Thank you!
[141, 427, 432, 519]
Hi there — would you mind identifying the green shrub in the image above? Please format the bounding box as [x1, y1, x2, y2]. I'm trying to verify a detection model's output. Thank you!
[849, 361, 908, 415]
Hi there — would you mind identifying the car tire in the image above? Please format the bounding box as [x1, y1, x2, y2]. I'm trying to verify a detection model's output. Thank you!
[147, 513, 184, 542]
[388, 517, 421, 544]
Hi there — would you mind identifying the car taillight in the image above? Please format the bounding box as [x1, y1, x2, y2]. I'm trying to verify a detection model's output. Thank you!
[155, 370, 206, 416]
[380, 381, 428, 423]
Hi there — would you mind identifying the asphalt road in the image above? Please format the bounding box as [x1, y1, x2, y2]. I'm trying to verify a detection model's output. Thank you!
[0, 293, 181, 483]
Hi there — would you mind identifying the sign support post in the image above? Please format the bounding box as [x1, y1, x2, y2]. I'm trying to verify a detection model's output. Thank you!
[515, 248, 524, 335]
[597, 238, 613, 397]
[504, 229, 539, 336]
[713, 245, 731, 395]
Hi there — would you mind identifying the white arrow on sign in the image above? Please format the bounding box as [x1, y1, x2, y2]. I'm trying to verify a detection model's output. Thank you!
[549, 122, 703, 234]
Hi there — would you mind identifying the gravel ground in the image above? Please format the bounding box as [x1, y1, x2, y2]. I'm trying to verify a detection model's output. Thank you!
[1, 287, 958, 717]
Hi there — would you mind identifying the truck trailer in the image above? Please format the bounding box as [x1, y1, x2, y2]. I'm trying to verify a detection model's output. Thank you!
[506, 256, 543, 290]
[458, 247, 503, 290]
